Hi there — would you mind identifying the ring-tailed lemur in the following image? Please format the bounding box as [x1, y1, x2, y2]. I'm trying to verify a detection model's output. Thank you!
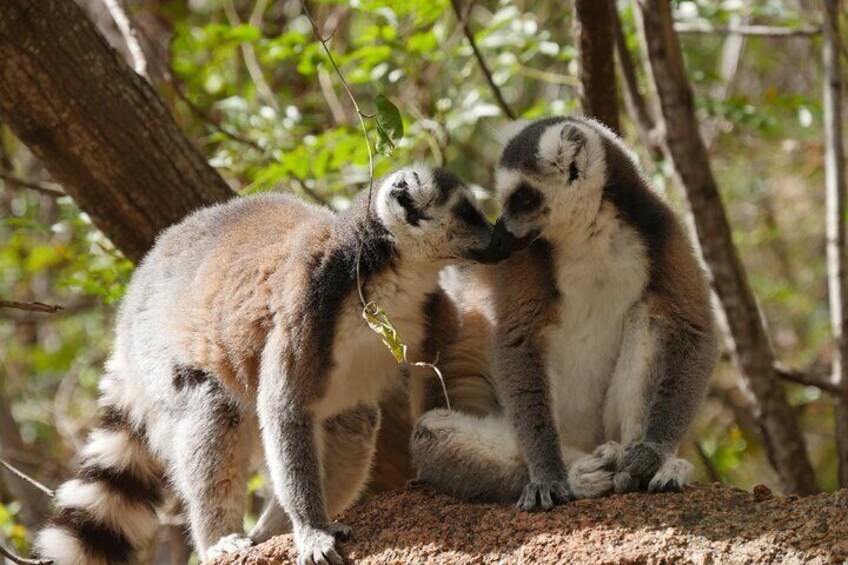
[410, 117, 719, 509]
[34, 165, 505, 565]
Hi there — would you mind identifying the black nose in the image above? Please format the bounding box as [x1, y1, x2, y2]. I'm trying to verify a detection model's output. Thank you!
[490, 217, 539, 254]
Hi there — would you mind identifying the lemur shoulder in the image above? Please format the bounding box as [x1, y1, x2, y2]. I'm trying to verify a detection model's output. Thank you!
[411, 116, 719, 509]
[35, 165, 502, 565]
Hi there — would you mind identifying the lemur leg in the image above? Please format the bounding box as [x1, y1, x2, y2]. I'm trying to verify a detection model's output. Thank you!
[495, 333, 570, 511]
[258, 328, 347, 565]
[249, 405, 380, 544]
[606, 305, 716, 493]
[322, 404, 381, 516]
[170, 377, 254, 561]
[411, 409, 528, 504]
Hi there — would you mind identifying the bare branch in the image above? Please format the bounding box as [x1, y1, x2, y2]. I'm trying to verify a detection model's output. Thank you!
[775, 362, 840, 394]
[224, 0, 279, 112]
[573, 0, 620, 133]
[291, 177, 331, 209]
[0, 544, 52, 565]
[673, 22, 821, 37]
[634, 0, 818, 495]
[612, 5, 663, 158]
[101, 0, 148, 78]
[0, 171, 65, 198]
[0, 459, 54, 497]
[448, 0, 516, 120]
[822, 0, 848, 487]
[0, 300, 64, 314]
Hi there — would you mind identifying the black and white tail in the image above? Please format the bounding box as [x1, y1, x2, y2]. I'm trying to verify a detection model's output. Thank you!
[34, 406, 163, 565]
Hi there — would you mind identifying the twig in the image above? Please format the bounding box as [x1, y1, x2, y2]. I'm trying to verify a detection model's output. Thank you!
[0, 544, 52, 565]
[0, 301, 64, 314]
[0, 459, 54, 497]
[224, 0, 280, 112]
[102, 0, 148, 78]
[673, 22, 821, 37]
[301, 0, 375, 308]
[173, 87, 264, 151]
[693, 440, 723, 483]
[775, 362, 841, 394]
[447, 0, 516, 120]
[0, 172, 65, 198]
[292, 177, 331, 208]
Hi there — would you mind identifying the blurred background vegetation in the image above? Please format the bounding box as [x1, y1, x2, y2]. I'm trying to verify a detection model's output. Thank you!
[0, 0, 845, 559]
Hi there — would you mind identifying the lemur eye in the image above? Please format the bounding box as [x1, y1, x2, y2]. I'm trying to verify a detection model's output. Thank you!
[508, 183, 544, 215]
[568, 162, 579, 183]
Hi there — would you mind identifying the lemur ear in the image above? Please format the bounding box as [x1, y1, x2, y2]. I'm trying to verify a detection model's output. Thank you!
[537, 122, 587, 181]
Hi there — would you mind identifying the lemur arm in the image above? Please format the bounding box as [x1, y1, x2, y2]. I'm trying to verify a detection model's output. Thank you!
[495, 334, 570, 510]
[257, 324, 345, 565]
[623, 318, 717, 479]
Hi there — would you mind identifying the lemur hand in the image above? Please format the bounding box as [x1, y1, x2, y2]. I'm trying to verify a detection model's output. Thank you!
[622, 441, 664, 480]
[295, 523, 350, 565]
[516, 478, 572, 512]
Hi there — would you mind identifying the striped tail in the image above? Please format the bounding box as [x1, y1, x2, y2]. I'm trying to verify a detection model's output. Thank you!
[34, 406, 163, 565]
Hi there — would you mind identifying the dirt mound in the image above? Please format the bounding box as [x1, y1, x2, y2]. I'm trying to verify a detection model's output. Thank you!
[215, 483, 848, 564]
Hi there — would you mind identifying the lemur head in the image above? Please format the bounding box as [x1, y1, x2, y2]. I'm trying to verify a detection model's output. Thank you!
[489, 116, 613, 252]
[374, 164, 506, 264]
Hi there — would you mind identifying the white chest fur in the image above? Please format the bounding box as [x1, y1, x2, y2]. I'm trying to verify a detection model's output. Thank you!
[312, 263, 438, 421]
[544, 214, 649, 453]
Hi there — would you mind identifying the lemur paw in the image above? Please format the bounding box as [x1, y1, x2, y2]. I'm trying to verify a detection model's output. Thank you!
[326, 522, 352, 542]
[568, 442, 624, 499]
[206, 533, 254, 560]
[516, 479, 571, 512]
[622, 441, 664, 480]
[648, 457, 693, 493]
[296, 527, 346, 565]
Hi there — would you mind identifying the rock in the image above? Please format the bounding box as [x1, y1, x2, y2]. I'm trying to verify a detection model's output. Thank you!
[213, 484, 848, 564]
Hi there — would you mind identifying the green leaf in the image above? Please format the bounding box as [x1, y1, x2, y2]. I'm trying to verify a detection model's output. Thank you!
[374, 93, 403, 156]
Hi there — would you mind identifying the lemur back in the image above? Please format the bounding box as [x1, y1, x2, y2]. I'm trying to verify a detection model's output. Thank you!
[35, 165, 502, 565]
[411, 117, 718, 508]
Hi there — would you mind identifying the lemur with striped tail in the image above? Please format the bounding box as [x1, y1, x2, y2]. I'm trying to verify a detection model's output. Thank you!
[411, 117, 718, 509]
[34, 165, 504, 565]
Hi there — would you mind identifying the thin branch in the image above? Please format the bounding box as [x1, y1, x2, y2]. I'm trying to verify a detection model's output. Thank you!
[0, 171, 65, 198]
[0, 459, 54, 497]
[102, 0, 148, 78]
[224, 0, 280, 112]
[301, 0, 375, 308]
[673, 22, 821, 37]
[0, 300, 64, 314]
[173, 87, 264, 151]
[775, 363, 840, 394]
[447, 0, 516, 120]
[292, 177, 331, 208]
[0, 544, 52, 565]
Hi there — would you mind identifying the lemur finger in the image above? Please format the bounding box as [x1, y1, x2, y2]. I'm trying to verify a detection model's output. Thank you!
[539, 486, 554, 510]
[517, 483, 541, 512]
[328, 522, 351, 542]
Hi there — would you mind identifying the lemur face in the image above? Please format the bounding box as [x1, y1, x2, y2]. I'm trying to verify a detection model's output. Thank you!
[375, 164, 505, 264]
[490, 117, 608, 251]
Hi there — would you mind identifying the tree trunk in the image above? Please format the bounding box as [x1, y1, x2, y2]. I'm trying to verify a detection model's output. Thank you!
[572, 0, 620, 133]
[633, 0, 818, 495]
[0, 0, 411, 506]
[0, 0, 233, 262]
[822, 0, 848, 487]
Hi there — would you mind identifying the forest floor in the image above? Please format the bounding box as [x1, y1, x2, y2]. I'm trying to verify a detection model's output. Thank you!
[214, 483, 848, 564]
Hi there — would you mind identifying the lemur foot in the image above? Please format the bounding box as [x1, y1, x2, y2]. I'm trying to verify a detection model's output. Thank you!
[648, 457, 692, 493]
[568, 442, 624, 499]
[326, 522, 352, 541]
[205, 533, 254, 561]
[516, 479, 571, 512]
[296, 526, 347, 565]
